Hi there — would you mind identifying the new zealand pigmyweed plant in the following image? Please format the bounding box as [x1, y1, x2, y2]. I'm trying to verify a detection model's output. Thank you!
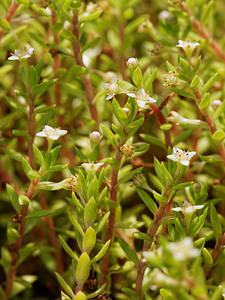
[1, 0, 225, 299]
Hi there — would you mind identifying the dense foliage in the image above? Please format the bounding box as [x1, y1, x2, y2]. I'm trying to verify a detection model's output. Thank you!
[1, 0, 225, 299]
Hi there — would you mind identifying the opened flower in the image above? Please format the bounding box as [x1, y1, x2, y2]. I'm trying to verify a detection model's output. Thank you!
[172, 200, 204, 215]
[8, 47, 34, 60]
[176, 40, 200, 57]
[103, 75, 120, 100]
[81, 162, 104, 172]
[167, 237, 200, 261]
[167, 147, 196, 166]
[127, 88, 156, 110]
[36, 125, 67, 140]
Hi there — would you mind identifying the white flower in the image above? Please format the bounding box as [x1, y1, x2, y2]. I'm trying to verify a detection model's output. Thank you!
[167, 237, 200, 261]
[8, 47, 34, 61]
[176, 40, 200, 57]
[168, 111, 201, 126]
[36, 125, 67, 140]
[159, 10, 171, 21]
[172, 200, 204, 215]
[81, 162, 104, 172]
[127, 88, 156, 110]
[127, 57, 138, 67]
[103, 75, 120, 100]
[167, 147, 196, 166]
[82, 46, 101, 67]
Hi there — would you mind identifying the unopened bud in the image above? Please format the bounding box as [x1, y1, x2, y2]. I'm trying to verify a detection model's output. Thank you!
[212, 100, 222, 108]
[90, 131, 101, 145]
[120, 144, 134, 157]
[127, 57, 138, 67]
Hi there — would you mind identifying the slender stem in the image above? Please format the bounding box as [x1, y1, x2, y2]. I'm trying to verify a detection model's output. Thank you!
[135, 203, 167, 298]
[40, 194, 64, 274]
[0, 1, 19, 43]
[28, 98, 35, 168]
[195, 91, 225, 164]
[5, 177, 40, 300]
[71, 12, 99, 127]
[179, 2, 225, 63]
[100, 152, 122, 285]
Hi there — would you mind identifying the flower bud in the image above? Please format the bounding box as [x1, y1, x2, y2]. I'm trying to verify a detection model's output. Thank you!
[75, 253, 91, 288]
[212, 100, 222, 108]
[89, 131, 101, 145]
[127, 57, 138, 67]
[82, 227, 96, 254]
[120, 144, 134, 157]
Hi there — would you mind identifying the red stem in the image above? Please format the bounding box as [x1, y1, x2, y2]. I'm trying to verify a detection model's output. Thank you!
[100, 152, 122, 285]
[180, 3, 225, 63]
[71, 13, 100, 127]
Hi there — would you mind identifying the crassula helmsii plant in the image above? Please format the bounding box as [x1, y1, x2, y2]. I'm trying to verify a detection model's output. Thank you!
[1, 0, 225, 299]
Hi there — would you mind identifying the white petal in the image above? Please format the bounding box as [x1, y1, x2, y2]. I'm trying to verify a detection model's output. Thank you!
[186, 151, 196, 159]
[22, 54, 31, 59]
[167, 154, 178, 162]
[137, 100, 148, 108]
[173, 147, 183, 153]
[36, 131, 46, 137]
[8, 56, 19, 60]
[44, 125, 54, 131]
[28, 48, 34, 55]
[106, 94, 113, 100]
[49, 135, 60, 140]
[147, 96, 157, 103]
[194, 205, 204, 210]
[180, 160, 189, 166]
[172, 207, 182, 212]
[57, 129, 67, 136]
[127, 92, 136, 98]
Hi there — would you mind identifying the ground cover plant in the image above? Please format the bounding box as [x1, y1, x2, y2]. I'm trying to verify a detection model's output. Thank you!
[1, 0, 225, 299]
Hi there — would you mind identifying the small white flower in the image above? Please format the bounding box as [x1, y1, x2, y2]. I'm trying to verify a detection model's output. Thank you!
[172, 200, 204, 215]
[82, 46, 101, 67]
[212, 100, 222, 108]
[127, 57, 138, 67]
[8, 47, 34, 61]
[167, 147, 196, 166]
[127, 88, 156, 110]
[168, 111, 201, 126]
[81, 162, 104, 172]
[159, 10, 171, 21]
[176, 40, 200, 57]
[103, 75, 120, 100]
[36, 125, 67, 140]
[167, 237, 200, 261]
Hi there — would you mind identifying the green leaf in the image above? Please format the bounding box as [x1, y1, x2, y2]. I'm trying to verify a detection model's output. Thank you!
[82, 227, 96, 254]
[210, 202, 222, 241]
[133, 232, 151, 241]
[140, 133, 165, 149]
[112, 98, 127, 126]
[199, 93, 210, 110]
[26, 210, 51, 219]
[84, 197, 97, 227]
[6, 184, 21, 211]
[121, 288, 138, 298]
[201, 73, 219, 94]
[212, 129, 225, 141]
[117, 236, 139, 265]
[28, 66, 39, 87]
[75, 253, 91, 287]
[91, 240, 110, 263]
[58, 235, 79, 261]
[137, 188, 158, 216]
[80, 10, 103, 22]
[22, 158, 40, 181]
[101, 124, 118, 148]
[33, 145, 44, 167]
[132, 67, 143, 87]
[171, 88, 195, 99]
[68, 210, 84, 236]
[55, 272, 75, 298]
